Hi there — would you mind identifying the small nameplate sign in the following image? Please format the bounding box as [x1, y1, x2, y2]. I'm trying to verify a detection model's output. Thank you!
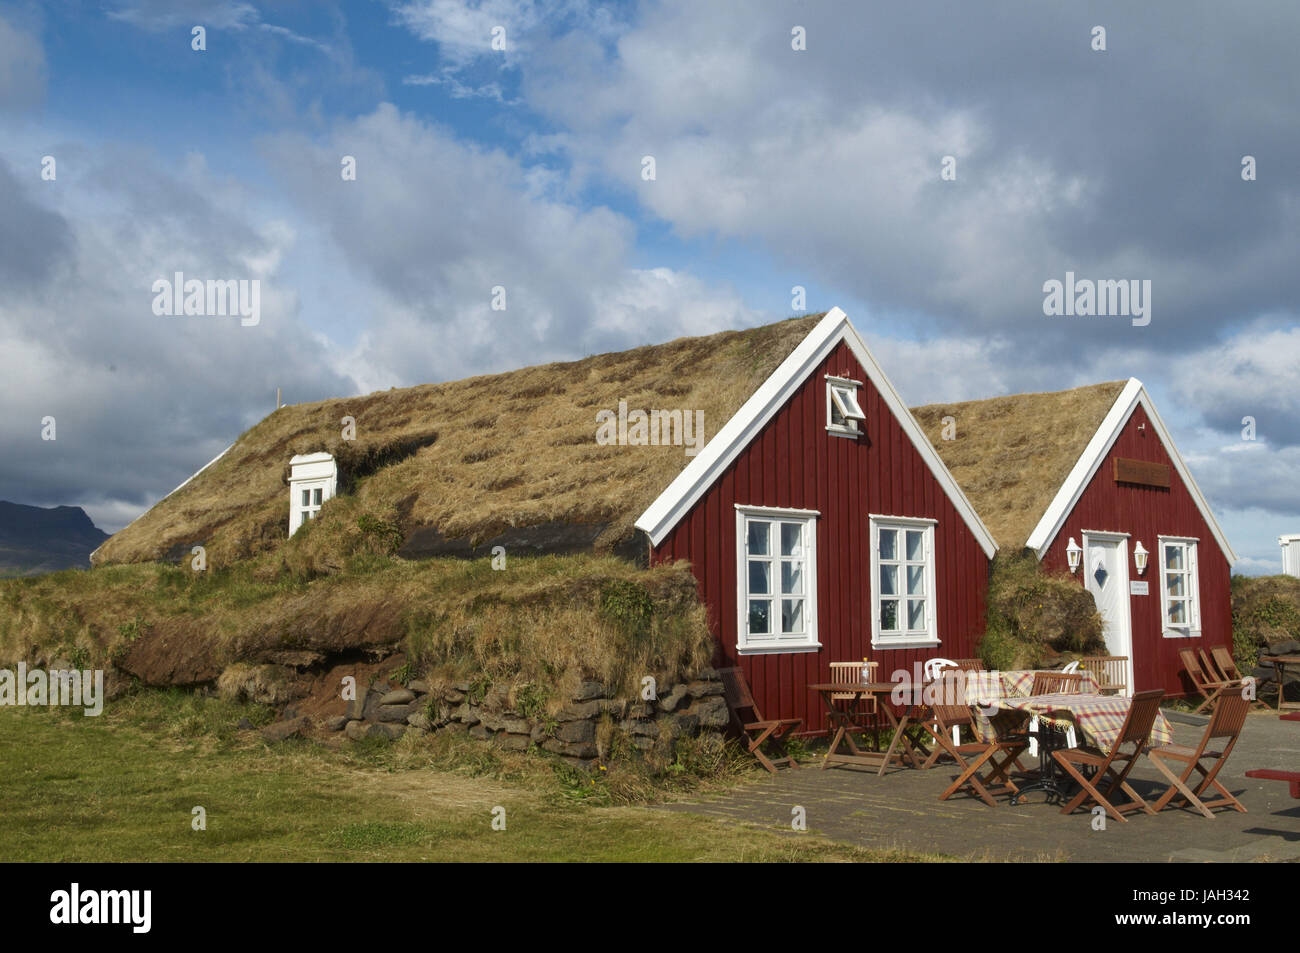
[1130, 580, 1149, 596]
[1114, 457, 1170, 488]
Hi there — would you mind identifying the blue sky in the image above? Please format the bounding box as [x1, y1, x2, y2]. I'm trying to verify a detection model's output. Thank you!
[1, 0, 1298, 575]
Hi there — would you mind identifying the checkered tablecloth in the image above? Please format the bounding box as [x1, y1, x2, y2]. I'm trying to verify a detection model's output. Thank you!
[962, 669, 1101, 705]
[972, 691, 1173, 751]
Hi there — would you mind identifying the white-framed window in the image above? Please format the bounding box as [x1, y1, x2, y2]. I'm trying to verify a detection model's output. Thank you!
[826, 375, 865, 437]
[1158, 536, 1201, 637]
[298, 485, 325, 525]
[735, 505, 820, 653]
[870, 515, 939, 648]
[288, 452, 338, 536]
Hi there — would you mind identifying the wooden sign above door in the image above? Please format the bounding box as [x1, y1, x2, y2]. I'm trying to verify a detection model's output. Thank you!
[1114, 457, 1170, 488]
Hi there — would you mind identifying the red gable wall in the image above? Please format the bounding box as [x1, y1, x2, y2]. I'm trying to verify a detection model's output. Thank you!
[1039, 403, 1232, 696]
[649, 340, 990, 731]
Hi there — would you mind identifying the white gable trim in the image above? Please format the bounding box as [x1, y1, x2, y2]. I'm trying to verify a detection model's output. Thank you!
[633, 308, 998, 558]
[1024, 378, 1237, 565]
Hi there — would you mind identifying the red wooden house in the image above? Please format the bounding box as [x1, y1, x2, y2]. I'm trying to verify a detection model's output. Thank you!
[914, 379, 1238, 698]
[635, 308, 998, 731]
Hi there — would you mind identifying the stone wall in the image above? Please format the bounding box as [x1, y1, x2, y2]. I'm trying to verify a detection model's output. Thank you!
[325, 669, 729, 766]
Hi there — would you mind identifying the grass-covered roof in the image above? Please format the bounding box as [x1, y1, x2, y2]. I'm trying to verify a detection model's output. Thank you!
[911, 381, 1128, 550]
[95, 315, 824, 568]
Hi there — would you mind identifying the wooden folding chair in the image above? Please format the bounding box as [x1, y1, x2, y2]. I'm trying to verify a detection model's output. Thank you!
[1080, 656, 1128, 695]
[1052, 689, 1165, 823]
[829, 660, 881, 744]
[952, 658, 985, 672]
[1180, 649, 1231, 714]
[717, 667, 802, 774]
[1030, 671, 1084, 695]
[829, 661, 878, 709]
[924, 675, 1027, 806]
[1210, 647, 1269, 711]
[1149, 683, 1250, 818]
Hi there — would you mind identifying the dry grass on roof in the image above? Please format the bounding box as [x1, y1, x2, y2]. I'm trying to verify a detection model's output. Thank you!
[911, 381, 1127, 550]
[95, 315, 824, 569]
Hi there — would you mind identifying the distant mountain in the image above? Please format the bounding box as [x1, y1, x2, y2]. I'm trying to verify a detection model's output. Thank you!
[0, 501, 110, 577]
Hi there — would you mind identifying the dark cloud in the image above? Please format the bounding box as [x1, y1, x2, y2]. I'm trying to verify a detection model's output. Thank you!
[0, 160, 72, 289]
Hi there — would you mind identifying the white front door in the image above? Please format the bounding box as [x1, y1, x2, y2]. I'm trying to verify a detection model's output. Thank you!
[1083, 533, 1134, 695]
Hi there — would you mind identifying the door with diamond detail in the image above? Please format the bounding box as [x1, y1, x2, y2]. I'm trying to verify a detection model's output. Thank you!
[1083, 533, 1134, 695]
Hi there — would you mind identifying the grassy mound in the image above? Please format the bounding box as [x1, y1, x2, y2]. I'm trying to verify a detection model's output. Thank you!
[979, 552, 1105, 669]
[1230, 574, 1300, 671]
[0, 553, 714, 702]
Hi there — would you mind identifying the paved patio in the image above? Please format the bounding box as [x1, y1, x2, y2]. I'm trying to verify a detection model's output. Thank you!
[658, 710, 1300, 861]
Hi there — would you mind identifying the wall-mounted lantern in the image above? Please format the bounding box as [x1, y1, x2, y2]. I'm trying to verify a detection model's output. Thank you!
[1066, 537, 1082, 574]
[1133, 541, 1149, 576]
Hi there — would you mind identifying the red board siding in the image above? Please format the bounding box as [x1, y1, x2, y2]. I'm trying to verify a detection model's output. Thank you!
[649, 341, 990, 731]
[1039, 404, 1232, 697]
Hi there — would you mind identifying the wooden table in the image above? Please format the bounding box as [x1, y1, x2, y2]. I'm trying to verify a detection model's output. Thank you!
[1245, 712, 1300, 798]
[807, 682, 926, 776]
[1268, 656, 1300, 710]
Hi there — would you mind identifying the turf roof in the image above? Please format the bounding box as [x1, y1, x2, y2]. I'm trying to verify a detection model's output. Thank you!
[910, 381, 1128, 551]
[94, 315, 825, 567]
[96, 312, 1129, 568]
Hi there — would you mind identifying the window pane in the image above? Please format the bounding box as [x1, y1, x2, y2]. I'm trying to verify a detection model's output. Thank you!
[780, 523, 802, 557]
[907, 599, 926, 631]
[781, 560, 802, 595]
[838, 386, 865, 420]
[1165, 544, 1183, 571]
[301, 511, 310, 522]
[1166, 573, 1185, 598]
[880, 564, 897, 595]
[880, 599, 899, 632]
[1168, 600, 1187, 626]
[907, 565, 925, 595]
[782, 598, 803, 634]
[747, 521, 769, 556]
[301, 489, 310, 506]
[748, 560, 771, 595]
[829, 392, 846, 426]
[313, 488, 323, 505]
[879, 529, 897, 561]
[906, 530, 924, 561]
[748, 600, 771, 634]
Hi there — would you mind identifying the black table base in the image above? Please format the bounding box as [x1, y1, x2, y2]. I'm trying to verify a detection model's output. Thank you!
[1009, 721, 1077, 806]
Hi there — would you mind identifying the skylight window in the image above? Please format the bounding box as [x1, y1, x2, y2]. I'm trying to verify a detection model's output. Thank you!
[826, 376, 865, 436]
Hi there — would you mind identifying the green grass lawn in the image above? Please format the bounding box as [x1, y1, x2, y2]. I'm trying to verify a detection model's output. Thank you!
[0, 692, 932, 862]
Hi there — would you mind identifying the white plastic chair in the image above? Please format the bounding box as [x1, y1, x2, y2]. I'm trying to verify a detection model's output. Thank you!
[924, 659, 960, 743]
[923, 657, 957, 681]
[1060, 660, 1081, 674]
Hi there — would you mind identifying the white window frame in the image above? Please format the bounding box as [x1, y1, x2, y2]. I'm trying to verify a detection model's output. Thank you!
[294, 481, 329, 529]
[870, 515, 940, 649]
[1158, 535, 1201, 637]
[734, 505, 820, 654]
[288, 452, 338, 536]
[825, 375, 865, 438]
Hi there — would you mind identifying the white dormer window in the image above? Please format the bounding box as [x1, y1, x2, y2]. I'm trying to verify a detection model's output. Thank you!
[826, 375, 865, 437]
[288, 452, 338, 536]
